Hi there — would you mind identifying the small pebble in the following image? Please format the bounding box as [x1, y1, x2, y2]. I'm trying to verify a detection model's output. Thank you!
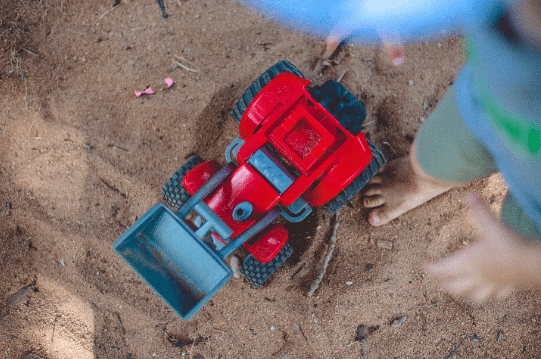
[356, 325, 369, 341]
[392, 316, 407, 327]
[408, 80, 414, 86]
[346, 281, 353, 286]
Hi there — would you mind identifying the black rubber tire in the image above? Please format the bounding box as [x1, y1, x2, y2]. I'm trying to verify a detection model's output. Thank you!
[240, 242, 294, 288]
[322, 140, 387, 214]
[307, 81, 367, 136]
[161, 156, 204, 211]
[231, 60, 305, 125]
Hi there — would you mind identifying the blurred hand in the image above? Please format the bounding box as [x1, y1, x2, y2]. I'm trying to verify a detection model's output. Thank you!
[426, 194, 540, 302]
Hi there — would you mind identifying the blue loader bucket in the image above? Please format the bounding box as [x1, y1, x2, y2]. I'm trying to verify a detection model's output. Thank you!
[112, 203, 232, 320]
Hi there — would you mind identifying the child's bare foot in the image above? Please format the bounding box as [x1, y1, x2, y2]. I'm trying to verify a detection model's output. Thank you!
[363, 152, 457, 226]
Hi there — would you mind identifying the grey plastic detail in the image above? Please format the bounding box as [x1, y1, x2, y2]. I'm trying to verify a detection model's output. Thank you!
[225, 137, 245, 163]
[280, 197, 312, 223]
[248, 148, 295, 193]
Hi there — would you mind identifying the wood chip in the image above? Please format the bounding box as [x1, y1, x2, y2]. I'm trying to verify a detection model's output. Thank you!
[7, 285, 34, 306]
[376, 239, 393, 250]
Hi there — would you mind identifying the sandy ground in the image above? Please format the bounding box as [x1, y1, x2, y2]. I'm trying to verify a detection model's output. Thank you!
[1, 0, 541, 358]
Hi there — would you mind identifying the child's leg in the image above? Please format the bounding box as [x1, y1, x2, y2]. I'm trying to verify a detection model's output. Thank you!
[363, 86, 498, 226]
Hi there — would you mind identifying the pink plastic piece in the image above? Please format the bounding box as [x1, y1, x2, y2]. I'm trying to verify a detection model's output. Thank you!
[164, 78, 174, 88]
[134, 87, 155, 97]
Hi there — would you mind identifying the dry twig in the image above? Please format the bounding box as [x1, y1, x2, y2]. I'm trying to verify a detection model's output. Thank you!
[116, 313, 126, 335]
[169, 56, 200, 73]
[444, 329, 474, 359]
[336, 69, 348, 83]
[99, 4, 121, 20]
[294, 323, 308, 343]
[307, 213, 339, 297]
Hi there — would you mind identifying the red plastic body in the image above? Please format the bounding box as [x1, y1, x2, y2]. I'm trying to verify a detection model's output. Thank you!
[183, 72, 373, 262]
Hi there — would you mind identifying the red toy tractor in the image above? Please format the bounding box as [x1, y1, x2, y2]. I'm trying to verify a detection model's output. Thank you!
[161, 60, 387, 288]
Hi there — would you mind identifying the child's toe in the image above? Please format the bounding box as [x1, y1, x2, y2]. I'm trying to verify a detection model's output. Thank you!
[368, 208, 391, 226]
[364, 196, 385, 208]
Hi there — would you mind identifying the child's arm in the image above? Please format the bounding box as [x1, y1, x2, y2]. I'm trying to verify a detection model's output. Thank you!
[426, 194, 541, 302]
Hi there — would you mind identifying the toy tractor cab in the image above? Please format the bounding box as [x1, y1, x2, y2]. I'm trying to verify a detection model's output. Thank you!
[112, 61, 387, 320]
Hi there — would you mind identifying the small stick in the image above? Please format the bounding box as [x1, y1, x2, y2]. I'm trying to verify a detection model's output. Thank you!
[336, 69, 348, 83]
[23, 48, 37, 56]
[362, 119, 375, 127]
[156, 0, 168, 18]
[112, 146, 130, 153]
[189, 340, 195, 359]
[169, 56, 200, 73]
[99, 5, 120, 20]
[116, 313, 126, 335]
[383, 142, 396, 154]
[444, 329, 474, 359]
[51, 315, 59, 343]
[307, 213, 339, 297]
[293, 323, 308, 343]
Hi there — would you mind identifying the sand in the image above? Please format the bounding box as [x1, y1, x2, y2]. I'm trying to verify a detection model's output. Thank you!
[1, 0, 540, 358]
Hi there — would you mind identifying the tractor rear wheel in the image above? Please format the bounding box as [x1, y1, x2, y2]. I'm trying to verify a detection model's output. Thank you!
[240, 243, 293, 288]
[322, 140, 387, 214]
[231, 60, 305, 125]
[307, 81, 367, 136]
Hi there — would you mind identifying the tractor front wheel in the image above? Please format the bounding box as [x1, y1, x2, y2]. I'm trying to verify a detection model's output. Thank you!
[162, 156, 204, 211]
